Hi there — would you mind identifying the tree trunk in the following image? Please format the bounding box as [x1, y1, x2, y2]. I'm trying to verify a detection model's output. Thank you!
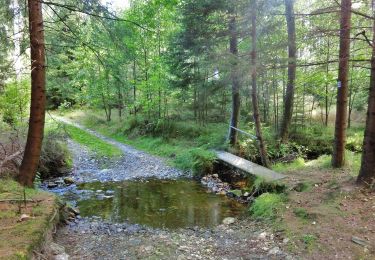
[250, 0, 270, 168]
[280, 0, 297, 143]
[332, 0, 352, 168]
[18, 0, 46, 187]
[228, 15, 240, 146]
[325, 37, 330, 126]
[357, 13, 375, 186]
[133, 59, 137, 116]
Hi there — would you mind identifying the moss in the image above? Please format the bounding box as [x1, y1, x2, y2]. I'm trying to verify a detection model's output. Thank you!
[249, 193, 286, 219]
[0, 179, 59, 259]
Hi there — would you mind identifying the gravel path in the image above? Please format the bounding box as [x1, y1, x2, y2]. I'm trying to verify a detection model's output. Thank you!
[57, 117, 188, 183]
[52, 118, 293, 260]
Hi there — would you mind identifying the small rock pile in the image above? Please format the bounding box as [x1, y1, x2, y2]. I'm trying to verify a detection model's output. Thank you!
[201, 174, 254, 203]
[200, 174, 230, 195]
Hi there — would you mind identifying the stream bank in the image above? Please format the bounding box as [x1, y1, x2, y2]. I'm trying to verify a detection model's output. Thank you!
[46, 120, 293, 259]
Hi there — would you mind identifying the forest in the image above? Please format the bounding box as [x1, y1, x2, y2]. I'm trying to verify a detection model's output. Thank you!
[0, 0, 375, 259]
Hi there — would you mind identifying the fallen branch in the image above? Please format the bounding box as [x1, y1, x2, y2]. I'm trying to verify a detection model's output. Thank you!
[0, 199, 41, 203]
[0, 150, 23, 172]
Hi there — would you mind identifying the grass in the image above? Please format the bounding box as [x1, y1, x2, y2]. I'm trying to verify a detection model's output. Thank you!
[63, 123, 123, 158]
[272, 157, 306, 173]
[60, 110, 225, 174]
[302, 234, 318, 251]
[249, 193, 286, 219]
[0, 179, 58, 259]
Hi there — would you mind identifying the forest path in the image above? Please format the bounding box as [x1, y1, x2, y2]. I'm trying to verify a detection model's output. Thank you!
[55, 116, 186, 183]
[50, 117, 293, 259]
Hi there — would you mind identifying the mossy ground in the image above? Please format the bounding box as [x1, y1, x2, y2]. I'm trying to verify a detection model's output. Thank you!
[263, 154, 375, 259]
[0, 179, 57, 259]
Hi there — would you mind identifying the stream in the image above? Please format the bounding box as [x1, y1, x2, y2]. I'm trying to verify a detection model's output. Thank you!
[47, 119, 292, 259]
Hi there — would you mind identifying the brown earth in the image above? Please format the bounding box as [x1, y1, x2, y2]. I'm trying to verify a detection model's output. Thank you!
[280, 166, 375, 259]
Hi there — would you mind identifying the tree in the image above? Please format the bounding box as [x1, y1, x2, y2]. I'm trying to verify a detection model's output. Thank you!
[228, 11, 240, 146]
[357, 12, 375, 186]
[332, 0, 351, 168]
[18, 0, 46, 186]
[250, 0, 270, 168]
[279, 0, 296, 143]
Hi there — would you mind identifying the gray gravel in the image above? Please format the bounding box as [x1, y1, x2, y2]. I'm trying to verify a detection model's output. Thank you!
[58, 117, 188, 183]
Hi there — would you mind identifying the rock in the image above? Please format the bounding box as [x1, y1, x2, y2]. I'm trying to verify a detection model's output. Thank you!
[212, 174, 219, 178]
[268, 247, 281, 255]
[18, 214, 30, 222]
[258, 232, 267, 240]
[222, 217, 236, 225]
[50, 242, 65, 255]
[243, 192, 250, 197]
[63, 177, 75, 185]
[177, 255, 187, 260]
[47, 182, 58, 188]
[283, 238, 290, 244]
[67, 206, 80, 216]
[352, 236, 372, 248]
[54, 253, 69, 260]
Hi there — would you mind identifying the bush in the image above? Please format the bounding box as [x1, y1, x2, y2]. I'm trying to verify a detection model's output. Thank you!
[38, 126, 72, 179]
[175, 148, 216, 176]
[250, 193, 286, 219]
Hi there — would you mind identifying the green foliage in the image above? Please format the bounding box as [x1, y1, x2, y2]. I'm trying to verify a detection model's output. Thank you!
[250, 177, 287, 194]
[38, 124, 72, 179]
[0, 80, 30, 127]
[302, 234, 318, 250]
[64, 124, 122, 158]
[293, 207, 316, 221]
[289, 125, 333, 158]
[273, 158, 306, 172]
[293, 182, 313, 192]
[249, 193, 286, 219]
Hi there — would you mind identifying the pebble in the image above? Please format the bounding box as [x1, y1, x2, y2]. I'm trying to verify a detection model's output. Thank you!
[222, 217, 236, 225]
[268, 246, 281, 255]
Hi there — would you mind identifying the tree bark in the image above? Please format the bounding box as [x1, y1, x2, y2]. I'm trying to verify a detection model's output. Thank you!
[228, 15, 240, 146]
[250, 0, 270, 168]
[325, 37, 330, 126]
[280, 0, 297, 143]
[332, 0, 352, 168]
[18, 0, 46, 187]
[357, 12, 375, 186]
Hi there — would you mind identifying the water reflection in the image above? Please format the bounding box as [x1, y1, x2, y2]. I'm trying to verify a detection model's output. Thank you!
[66, 179, 245, 228]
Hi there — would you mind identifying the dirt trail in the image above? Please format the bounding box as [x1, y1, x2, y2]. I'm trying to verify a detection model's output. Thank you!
[56, 117, 186, 183]
[51, 118, 293, 259]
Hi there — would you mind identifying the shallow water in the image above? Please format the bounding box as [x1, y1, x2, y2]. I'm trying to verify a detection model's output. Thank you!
[61, 179, 245, 229]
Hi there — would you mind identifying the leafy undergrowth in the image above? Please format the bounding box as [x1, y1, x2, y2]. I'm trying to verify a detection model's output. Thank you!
[63, 123, 123, 158]
[264, 153, 375, 259]
[0, 179, 57, 259]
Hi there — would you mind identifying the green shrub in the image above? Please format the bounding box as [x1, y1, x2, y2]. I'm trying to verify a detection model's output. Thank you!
[250, 193, 286, 219]
[250, 177, 287, 194]
[0, 80, 30, 127]
[38, 126, 72, 179]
